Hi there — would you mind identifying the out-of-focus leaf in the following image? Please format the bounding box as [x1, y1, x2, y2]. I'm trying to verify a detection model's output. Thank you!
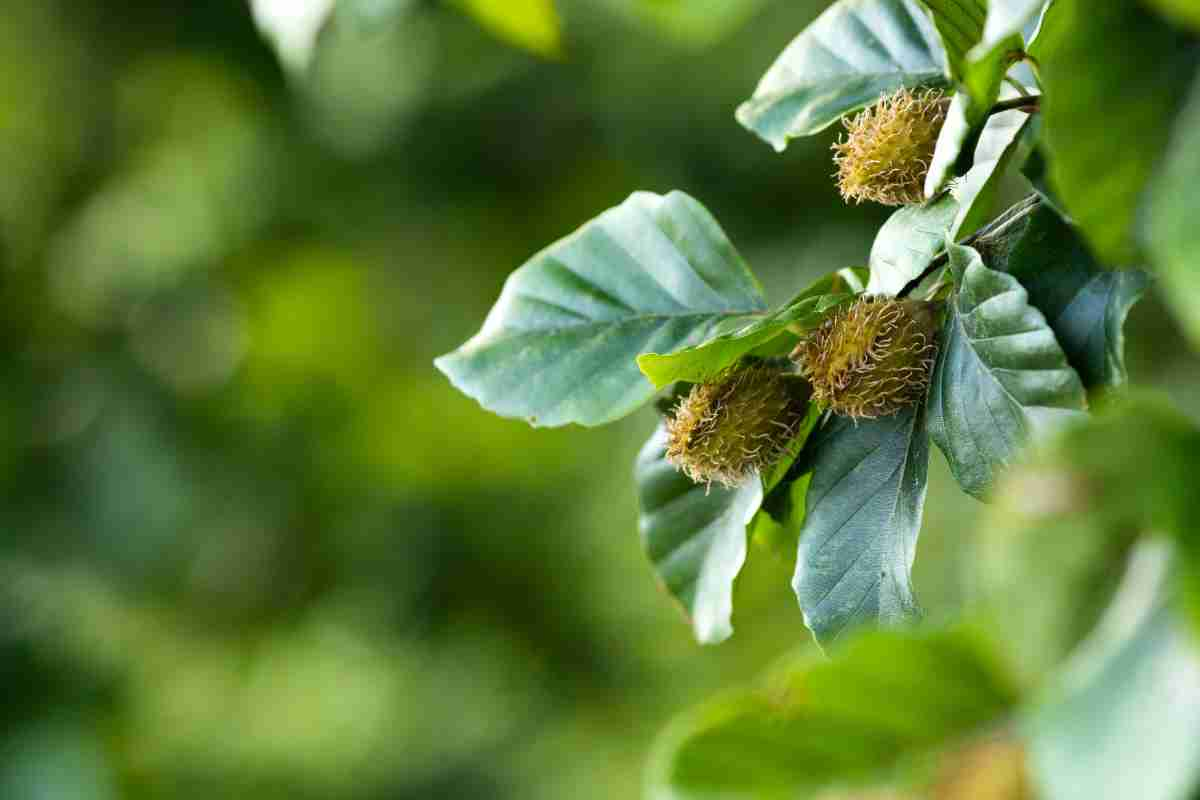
[251, 0, 338, 73]
[435, 191, 766, 427]
[635, 423, 764, 644]
[648, 625, 1019, 799]
[736, 0, 948, 151]
[1037, 0, 1199, 264]
[977, 0, 1047, 52]
[981, 397, 1200, 663]
[1147, 76, 1200, 351]
[601, 0, 770, 47]
[452, 0, 562, 58]
[637, 270, 863, 388]
[1145, 0, 1200, 31]
[868, 192, 959, 295]
[791, 405, 929, 646]
[1025, 544, 1200, 800]
[984, 205, 1150, 391]
[928, 242, 1086, 500]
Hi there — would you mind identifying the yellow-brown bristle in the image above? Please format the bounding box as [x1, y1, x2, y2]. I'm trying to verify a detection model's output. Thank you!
[791, 297, 939, 419]
[665, 363, 810, 489]
[832, 88, 949, 207]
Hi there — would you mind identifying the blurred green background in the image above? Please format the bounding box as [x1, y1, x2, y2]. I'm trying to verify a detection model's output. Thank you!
[1, 1, 1198, 798]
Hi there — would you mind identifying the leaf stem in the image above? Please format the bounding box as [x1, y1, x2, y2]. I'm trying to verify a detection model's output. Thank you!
[991, 95, 1040, 115]
[896, 195, 1042, 298]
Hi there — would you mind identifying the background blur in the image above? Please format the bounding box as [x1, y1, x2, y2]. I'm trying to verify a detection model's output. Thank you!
[1, 1, 1198, 798]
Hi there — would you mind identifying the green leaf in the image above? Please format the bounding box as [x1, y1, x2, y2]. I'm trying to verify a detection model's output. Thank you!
[450, 0, 562, 58]
[980, 396, 1200, 653]
[648, 625, 1019, 799]
[946, 109, 1031, 233]
[736, 0, 948, 151]
[1147, 76, 1200, 351]
[868, 192, 959, 295]
[1037, 0, 1200, 264]
[919, 0, 988, 83]
[1144, 0, 1200, 31]
[1025, 545, 1200, 800]
[435, 191, 766, 428]
[984, 205, 1151, 391]
[791, 405, 930, 646]
[637, 269, 865, 388]
[635, 423, 764, 644]
[927, 242, 1086, 500]
[600, 0, 769, 47]
[978, 0, 1047, 51]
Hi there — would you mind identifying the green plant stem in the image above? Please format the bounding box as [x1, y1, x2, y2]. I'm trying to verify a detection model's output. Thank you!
[896, 195, 1042, 298]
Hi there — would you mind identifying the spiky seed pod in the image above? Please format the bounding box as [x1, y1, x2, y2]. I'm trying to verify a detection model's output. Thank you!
[832, 88, 949, 207]
[665, 363, 811, 489]
[792, 297, 939, 419]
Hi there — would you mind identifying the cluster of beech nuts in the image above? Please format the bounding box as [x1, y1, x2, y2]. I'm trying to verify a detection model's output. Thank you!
[665, 88, 949, 488]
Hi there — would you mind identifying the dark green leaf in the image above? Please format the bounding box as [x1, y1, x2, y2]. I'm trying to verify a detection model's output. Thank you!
[984, 205, 1150, 390]
[1025, 546, 1200, 800]
[1147, 76, 1200, 350]
[637, 270, 864, 389]
[435, 191, 766, 427]
[928, 242, 1086, 500]
[792, 405, 930, 646]
[736, 0, 948, 151]
[1037, 0, 1200, 263]
[648, 625, 1019, 799]
[635, 423, 764, 644]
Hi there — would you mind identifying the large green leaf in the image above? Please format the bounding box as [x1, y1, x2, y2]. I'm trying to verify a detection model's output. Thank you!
[984, 205, 1150, 391]
[1025, 546, 1200, 800]
[791, 405, 930, 646]
[1037, 0, 1199, 264]
[928, 242, 1086, 500]
[637, 269, 865, 388]
[635, 423, 764, 644]
[648, 625, 1019, 799]
[1148, 76, 1200, 351]
[435, 191, 766, 427]
[736, 0, 948, 151]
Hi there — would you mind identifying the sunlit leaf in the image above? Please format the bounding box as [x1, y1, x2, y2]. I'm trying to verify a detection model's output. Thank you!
[867, 192, 959, 295]
[451, 0, 562, 58]
[637, 269, 865, 388]
[737, 0, 948, 151]
[435, 191, 766, 427]
[635, 423, 764, 644]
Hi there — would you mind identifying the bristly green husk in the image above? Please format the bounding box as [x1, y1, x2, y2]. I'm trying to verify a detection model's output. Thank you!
[832, 88, 948, 207]
[665, 363, 811, 489]
[792, 297, 939, 419]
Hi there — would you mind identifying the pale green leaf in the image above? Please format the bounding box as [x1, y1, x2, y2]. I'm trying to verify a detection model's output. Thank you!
[737, 0, 948, 151]
[435, 191, 766, 427]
